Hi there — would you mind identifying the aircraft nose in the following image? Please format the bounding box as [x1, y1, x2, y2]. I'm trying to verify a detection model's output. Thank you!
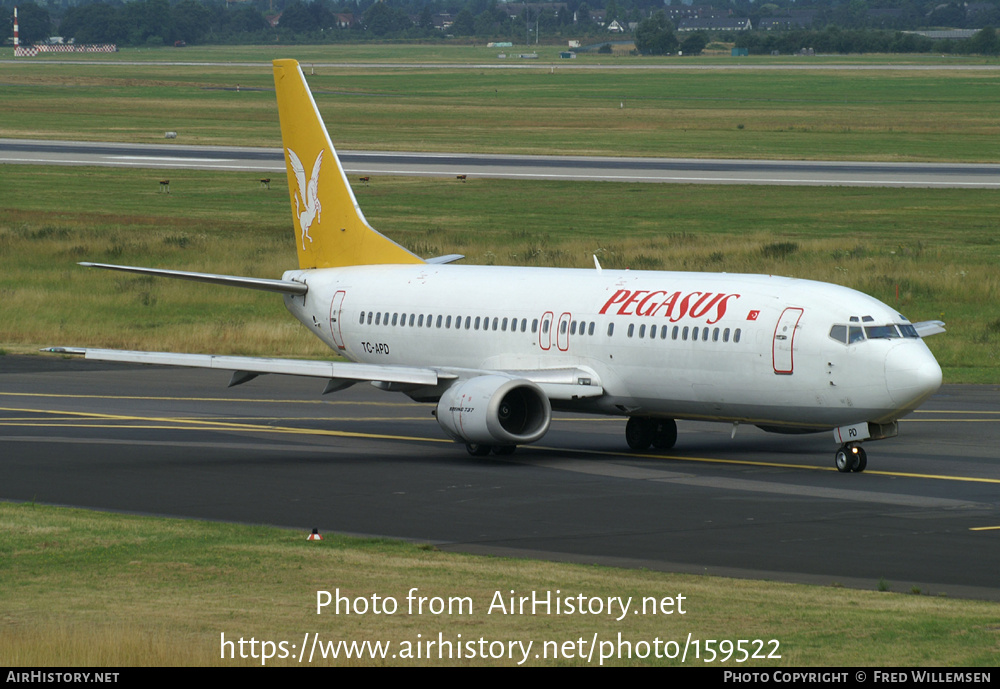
[884, 342, 942, 411]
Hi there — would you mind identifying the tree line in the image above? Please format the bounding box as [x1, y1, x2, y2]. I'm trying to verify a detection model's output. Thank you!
[4, 0, 1000, 55]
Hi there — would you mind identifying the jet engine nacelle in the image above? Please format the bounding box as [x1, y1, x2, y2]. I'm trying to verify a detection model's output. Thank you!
[436, 375, 552, 446]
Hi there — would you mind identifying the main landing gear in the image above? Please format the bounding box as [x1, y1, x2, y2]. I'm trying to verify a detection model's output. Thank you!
[625, 417, 677, 452]
[835, 444, 867, 473]
[465, 444, 517, 457]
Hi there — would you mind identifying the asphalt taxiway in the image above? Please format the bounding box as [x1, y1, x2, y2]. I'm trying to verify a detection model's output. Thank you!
[2, 355, 999, 599]
[3, 138, 999, 187]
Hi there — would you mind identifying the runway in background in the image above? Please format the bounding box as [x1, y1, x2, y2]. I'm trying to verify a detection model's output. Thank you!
[3, 138, 999, 187]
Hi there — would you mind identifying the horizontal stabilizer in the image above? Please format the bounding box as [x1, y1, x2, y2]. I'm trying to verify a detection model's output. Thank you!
[425, 254, 465, 265]
[79, 263, 308, 296]
[913, 320, 946, 338]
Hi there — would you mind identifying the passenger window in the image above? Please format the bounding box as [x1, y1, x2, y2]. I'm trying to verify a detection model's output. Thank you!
[713, 328, 719, 342]
[532, 319, 538, 333]
[560, 320, 567, 334]
[638, 324, 645, 338]
[367, 312, 373, 325]
[502, 318, 508, 332]
[436, 315, 442, 328]
[465, 316, 471, 329]
[723, 328, 730, 342]
[672, 326, 679, 340]
[542, 320, 549, 334]
[392, 313, 398, 326]
[522, 319, 528, 333]
[375, 313, 381, 326]
[628, 324, 634, 338]
[493, 317, 499, 331]
[734, 328, 742, 343]
[359, 311, 365, 324]
[589, 322, 595, 336]
[682, 327, 689, 341]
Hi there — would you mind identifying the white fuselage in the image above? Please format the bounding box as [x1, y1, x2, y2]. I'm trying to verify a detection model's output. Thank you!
[282, 264, 942, 431]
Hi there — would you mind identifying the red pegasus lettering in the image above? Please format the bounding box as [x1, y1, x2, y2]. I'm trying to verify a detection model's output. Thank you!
[636, 290, 668, 317]
[708, 294, 741, 324]
[618, 290, 649, 316]
[671, 292, 702, 323]
[688, 293, 724, 320]
[651, 291, 682, 319]
[599, 290, 630, 315]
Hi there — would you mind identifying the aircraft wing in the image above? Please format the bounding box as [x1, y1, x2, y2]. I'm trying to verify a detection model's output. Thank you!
[44, 348, 603, 400]
[46, 348, 447, 388]
[913, 320, 946, 338]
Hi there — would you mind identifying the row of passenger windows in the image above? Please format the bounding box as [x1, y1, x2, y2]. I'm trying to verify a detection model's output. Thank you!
[627, 323, 742, 343]
[357, 310, 741, 344]
[358, 311, 602, 336]
[828, 323, 919, 345]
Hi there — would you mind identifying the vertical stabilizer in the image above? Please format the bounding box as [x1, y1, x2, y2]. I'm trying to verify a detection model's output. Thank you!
[272, 59, 423, 269]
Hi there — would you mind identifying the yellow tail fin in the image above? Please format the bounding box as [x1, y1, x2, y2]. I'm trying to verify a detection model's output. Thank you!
[272, 59, 423, 269]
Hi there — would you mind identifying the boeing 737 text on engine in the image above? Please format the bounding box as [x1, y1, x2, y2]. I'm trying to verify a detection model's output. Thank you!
[50, 59, 945, 473]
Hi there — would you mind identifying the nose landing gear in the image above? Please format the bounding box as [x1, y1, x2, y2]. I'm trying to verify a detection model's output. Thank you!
[835, 444, 867, 473]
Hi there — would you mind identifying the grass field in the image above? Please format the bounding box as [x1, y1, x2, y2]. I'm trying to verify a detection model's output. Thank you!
[1, 56, 999, 159]
[3, 502, 998, 666]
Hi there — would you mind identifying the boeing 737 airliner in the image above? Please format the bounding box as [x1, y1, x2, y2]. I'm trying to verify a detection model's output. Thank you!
[52, 59, 945, 473]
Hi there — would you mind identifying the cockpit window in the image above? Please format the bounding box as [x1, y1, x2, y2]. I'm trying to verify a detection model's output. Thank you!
[865, 325, 900, 340]
[831, 322, 918, 345]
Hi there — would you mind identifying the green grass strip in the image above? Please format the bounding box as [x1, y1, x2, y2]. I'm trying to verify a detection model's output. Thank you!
[2, 502, 998, 666]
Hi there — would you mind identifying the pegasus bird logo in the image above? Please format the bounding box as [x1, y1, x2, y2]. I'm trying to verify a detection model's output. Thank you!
[288, 148, 323, 250]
